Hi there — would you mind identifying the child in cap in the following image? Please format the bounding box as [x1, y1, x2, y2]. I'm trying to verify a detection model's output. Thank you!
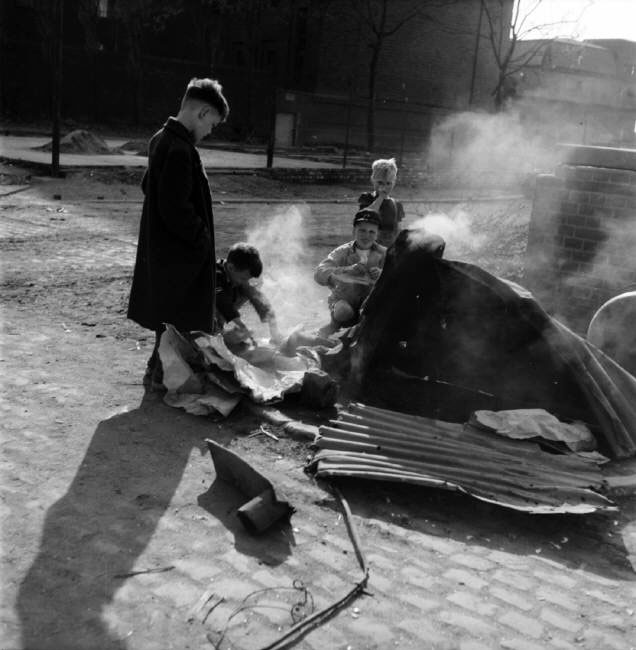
[215, 242, 281, 345]
[314, 209, 387, 329]
[358, 157, 405, 248]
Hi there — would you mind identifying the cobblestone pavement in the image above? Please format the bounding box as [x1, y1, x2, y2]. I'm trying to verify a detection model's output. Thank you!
[1, 179, 635, 650]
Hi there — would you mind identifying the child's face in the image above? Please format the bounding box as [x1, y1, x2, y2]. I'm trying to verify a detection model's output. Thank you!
[353, 222, 379, 249]
[371, 173, 395, 195]
[226, 262, 252, 286]
[193, 106, 222, 143]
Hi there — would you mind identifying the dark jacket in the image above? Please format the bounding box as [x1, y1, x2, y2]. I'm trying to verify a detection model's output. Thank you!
[358, 191, 405, 248]
[127, 118, 215, 332]
[214, 259, 275, 325]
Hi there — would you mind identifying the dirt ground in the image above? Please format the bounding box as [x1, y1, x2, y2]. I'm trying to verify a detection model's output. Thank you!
[1, 163, 635, 650]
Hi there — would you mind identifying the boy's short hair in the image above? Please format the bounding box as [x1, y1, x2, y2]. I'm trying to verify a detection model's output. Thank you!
[182, 78, 230, 122]
[227, 242, 263, 277]
[371, 157, 398, 183]
[353, 208, 381, 228]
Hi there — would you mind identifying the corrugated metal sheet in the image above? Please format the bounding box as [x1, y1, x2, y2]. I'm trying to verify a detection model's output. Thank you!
[309, 403, 616, 514]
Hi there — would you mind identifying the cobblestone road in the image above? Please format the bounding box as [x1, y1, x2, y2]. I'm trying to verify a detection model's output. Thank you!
[1, 181, 635, 650]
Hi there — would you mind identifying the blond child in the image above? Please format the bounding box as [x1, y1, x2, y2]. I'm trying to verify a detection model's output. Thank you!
[358, 157, 405, 248]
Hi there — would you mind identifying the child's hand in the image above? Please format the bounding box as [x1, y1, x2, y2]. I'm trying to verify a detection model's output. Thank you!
[368, 266, 382, 281]
[224, 319, 254, 346]
[346, 263, 367, 275]
[268, 321, 283, 345]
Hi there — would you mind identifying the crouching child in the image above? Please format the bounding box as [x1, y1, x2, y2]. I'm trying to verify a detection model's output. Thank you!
[215, 243, 281, 345]
[314, 209, 386, 330]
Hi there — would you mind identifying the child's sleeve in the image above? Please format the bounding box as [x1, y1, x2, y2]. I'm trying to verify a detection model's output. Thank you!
[397, 200, 405, 223]
[358, 192, 374, 209]
[215, 288, 240, 324]
[314, 245, 346, 286]
[244, 284, 275, 323]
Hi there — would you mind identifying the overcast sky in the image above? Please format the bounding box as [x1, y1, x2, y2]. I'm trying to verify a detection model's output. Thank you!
[515, 0, 636, 41]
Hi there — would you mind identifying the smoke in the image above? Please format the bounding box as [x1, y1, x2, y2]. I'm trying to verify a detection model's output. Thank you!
[557, 217, 636, 318]
[425, 109, 561, 188]
[408, 208, 487, 258]
[245, 204, 329, 333]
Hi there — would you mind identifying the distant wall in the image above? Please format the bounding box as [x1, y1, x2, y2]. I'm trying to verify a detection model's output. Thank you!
[275, 89, 453, 152]
[524, 145, 636, 332]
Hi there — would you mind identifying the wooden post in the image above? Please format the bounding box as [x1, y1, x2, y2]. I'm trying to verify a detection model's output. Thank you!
[266, 88, 277, 169]
[398, 84, 408, 168]
[51, 0, 64, 177]
[342, 81, 353, 169]
[468, 0, 483, 108]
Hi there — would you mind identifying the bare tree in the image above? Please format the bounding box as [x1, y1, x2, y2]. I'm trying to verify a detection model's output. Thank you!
[113, 0, 179, 124]
[185, 0, 233, 69]
[336, 0, 464, 151]
[479, 0, 590, 110]
[31, 0, 58, 117]
[179, 0, 291, 138]
[335, 0, 425, 150]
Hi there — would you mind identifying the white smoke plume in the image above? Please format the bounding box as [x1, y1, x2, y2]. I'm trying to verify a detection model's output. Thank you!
[245, 204, 329, 333]
[409, 208, 487, 259]
[557, 216, 636, 323]
[426, 109, 561, 187]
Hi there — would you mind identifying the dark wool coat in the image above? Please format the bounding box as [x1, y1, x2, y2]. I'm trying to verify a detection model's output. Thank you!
[127, 118, 215, 332]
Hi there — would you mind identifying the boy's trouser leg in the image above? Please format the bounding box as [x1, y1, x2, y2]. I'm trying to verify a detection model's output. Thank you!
[143, 326, 165, 386]
[331, 300, 357, 326]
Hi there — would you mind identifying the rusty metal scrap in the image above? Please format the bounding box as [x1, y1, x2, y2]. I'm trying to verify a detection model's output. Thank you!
[206, 439, 294, 533]
[309, 403, 616, 514]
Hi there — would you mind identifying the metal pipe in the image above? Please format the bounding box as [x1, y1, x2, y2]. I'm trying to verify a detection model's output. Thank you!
[317, 426, 599, 481]
[314, 433, 601, 486]
[313, 452, 603, 492]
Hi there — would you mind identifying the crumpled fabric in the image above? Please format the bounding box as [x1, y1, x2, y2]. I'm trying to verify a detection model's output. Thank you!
[158, 325, 241, 417]
[193, 332, 317, 403]
[158, 324, 325, 417]
[470, 408, 597, 452]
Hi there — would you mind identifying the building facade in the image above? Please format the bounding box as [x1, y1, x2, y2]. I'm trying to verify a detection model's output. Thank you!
[1, 0, 510, 152]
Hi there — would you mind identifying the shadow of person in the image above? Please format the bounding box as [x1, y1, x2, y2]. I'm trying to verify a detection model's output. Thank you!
[16, 391, 234, 650]
[197, 478, 295, 567]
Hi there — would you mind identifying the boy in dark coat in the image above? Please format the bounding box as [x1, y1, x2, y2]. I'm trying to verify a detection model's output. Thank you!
[127, 77, 230, 388]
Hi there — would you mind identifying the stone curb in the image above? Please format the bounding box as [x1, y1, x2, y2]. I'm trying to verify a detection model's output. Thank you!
[245, 403, 319, 441]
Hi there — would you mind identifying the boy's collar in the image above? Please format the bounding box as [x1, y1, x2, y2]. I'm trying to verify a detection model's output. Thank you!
[353, 241, 378, 251]
[165, 117, 196, 144]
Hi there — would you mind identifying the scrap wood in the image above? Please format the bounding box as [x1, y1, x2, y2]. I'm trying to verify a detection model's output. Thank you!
[248, 425, 280, 441]
[312, 456, 612, 514]
[309, 403, 616, 514]
[246, 486, 369, 650]
[112, 565, 175, 579]
[246, 402, 320, 441]
[316, 427, 604, 484]
[206, 439, 294, 533]
[186, 584, 216, 623]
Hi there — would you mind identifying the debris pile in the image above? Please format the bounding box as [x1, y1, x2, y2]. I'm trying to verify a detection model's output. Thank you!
[159, 324, 337, 417]
[349, 229, 636, 460]
[309, 402, 616, 514]
[34, 130, 122, 155]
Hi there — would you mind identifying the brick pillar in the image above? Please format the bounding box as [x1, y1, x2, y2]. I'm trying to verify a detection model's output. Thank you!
[524, 145, 636, 333]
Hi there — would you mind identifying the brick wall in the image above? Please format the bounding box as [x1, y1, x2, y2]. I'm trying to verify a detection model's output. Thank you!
[313, 0, 510, 111]
[524, 145, 636, 332]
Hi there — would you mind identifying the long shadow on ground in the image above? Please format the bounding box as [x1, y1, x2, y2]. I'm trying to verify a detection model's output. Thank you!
[15, 392, 248, 650]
